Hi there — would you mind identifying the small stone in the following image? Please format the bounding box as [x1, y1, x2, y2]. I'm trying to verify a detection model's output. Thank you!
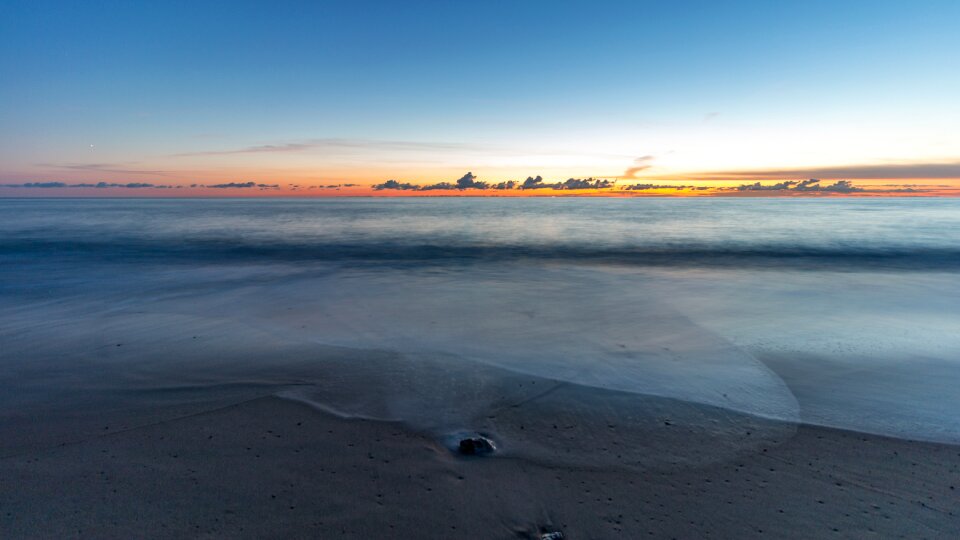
[457, 436, 496, 456]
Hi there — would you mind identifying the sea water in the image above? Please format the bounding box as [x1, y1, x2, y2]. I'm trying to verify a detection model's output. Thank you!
[1, 197, 958, 455]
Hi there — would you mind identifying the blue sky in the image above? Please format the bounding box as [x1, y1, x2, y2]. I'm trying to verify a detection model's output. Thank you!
[2, 0, 959, 192]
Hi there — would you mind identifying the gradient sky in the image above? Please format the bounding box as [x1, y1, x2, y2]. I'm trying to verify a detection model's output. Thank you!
[2, 0, 959, 196]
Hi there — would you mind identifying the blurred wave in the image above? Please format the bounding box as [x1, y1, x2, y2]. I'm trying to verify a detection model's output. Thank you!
[3, 237, 960, 269]
[3, 197, 960, 270]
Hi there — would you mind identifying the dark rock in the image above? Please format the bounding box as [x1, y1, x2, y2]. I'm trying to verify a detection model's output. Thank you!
[457, 436, 496, 456]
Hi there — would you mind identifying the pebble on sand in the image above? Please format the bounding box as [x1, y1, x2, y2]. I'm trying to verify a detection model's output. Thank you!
[457, 435, 496, 456]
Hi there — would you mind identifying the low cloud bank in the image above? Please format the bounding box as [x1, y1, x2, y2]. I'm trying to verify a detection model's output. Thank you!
[374, 180, 421, 191]
[2, 180, 281, 190]
[2, 182, 176, 189]
[374, 173, 613, 191]
[370, 174, 917, 195]
[624, 183, 696, 191]
[735, 179, 863, 193]
[375, 172, 490, 191]
[519, 176, 614, 190]
[206, 182, 279, 189]
[700, 161, 960, 180]
[1, 176, 923, 195]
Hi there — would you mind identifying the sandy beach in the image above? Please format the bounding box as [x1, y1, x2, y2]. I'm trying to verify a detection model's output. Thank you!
[3, 198, 960, 538]
[2, 391, 957, 539]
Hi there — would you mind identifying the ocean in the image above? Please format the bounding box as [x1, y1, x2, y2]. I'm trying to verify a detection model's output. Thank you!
[2, 197, 959, 460]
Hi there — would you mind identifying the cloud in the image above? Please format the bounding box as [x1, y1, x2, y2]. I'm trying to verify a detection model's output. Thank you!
[173, 139, 637, 170]
[40, 163, 172, 177]
[115, 182, 158, 188]
[734, 181, 799, 191]
[555, 178, 614, 190]
[1, 181, 173, 189]
[373, 179, 421, 191]
[800, 180, 862, 193]
[418, 182, 457, 191]
[176, 138, 483, 157]
[624, 183, 689, 191]
[520, 175, 544, 189]
[453, 172, 487, 190]
[374, 173, 616, 192]
[201, 143, 315, 155]
[522, 176, 613, 190]
[622, 155, 655, 179]
[696, 161, 960, 180]
[374, 172, 491, 191]
[15, 182, 67, 188]
[734, 179, 863, 193]
[207, 182, 279, 189]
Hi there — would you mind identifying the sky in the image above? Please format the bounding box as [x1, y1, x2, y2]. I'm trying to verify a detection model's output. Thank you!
[1, 0, 959, 196]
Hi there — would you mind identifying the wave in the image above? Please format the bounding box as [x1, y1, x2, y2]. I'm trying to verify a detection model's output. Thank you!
[3, 238, 959, 270]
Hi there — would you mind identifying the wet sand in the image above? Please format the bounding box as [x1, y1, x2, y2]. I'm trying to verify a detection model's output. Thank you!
[1, 393, 957, 539]
[2, 278, 958, 538]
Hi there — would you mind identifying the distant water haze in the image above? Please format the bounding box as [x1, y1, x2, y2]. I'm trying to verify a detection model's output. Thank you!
[1, 198, 959, 461]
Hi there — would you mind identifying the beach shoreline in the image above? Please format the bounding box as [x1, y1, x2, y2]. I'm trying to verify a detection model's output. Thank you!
[3, 198, 960, 537]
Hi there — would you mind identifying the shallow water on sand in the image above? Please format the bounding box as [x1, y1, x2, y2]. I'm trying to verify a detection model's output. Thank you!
[1, 197, 959, 458]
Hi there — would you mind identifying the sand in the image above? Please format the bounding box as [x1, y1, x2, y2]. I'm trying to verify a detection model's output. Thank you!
[1, 392, 957, 539]
[2, 216, 959, 538]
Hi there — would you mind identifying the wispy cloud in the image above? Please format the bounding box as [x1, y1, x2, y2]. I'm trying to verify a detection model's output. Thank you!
[1, 181, 280, 190]
[39, 162, 173, 177]
[174, 138, 484, 157]
[1, 182, 176, 189]
[621, 155, 655, 179]
[624, 183, 698, 191]
[173, 138, 637, 170]
[690, 160, 960, 180]
[206, 182, 279, 189]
